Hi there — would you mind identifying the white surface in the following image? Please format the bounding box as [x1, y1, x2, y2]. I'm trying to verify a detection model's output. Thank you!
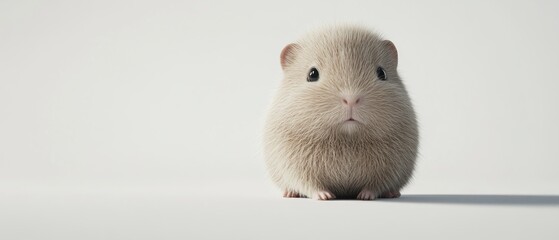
[2, 188, 559, 240]
[1, 0, 559, 239]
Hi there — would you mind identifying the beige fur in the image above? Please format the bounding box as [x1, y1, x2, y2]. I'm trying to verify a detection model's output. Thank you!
[264, 25, 418, 200]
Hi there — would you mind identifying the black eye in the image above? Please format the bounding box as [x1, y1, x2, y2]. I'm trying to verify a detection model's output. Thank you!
[376, 67, 387, 81]
[307, 67, 319, 82]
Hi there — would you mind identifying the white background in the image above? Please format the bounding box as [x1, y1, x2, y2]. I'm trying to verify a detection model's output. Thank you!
[1, 0, 558, 239]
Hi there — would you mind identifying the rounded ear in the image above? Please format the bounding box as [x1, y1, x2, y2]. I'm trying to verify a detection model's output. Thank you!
[382, 40, 398, 68]
[280, 43, 298, 70]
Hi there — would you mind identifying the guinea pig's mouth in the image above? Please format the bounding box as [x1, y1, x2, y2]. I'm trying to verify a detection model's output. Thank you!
[341, 118, 361, 133]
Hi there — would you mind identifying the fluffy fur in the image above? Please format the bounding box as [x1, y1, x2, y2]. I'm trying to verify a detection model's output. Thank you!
[264, 25, 418, 200]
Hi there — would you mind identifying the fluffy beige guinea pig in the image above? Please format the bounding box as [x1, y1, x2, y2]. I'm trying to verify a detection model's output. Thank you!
[264, 25, 419, 200]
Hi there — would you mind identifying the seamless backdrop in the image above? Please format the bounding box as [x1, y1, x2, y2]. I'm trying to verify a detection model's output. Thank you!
[1, 0, 559, 239]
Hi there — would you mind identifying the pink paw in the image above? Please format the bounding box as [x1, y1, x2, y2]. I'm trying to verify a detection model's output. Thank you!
[283, 190, 302, 198]
[380, 191, 401, 198]
[313, 190, 336, 200]
[356, 189, 377, 200]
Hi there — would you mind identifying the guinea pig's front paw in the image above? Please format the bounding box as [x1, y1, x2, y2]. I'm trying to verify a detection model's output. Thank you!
[313, 190, 336, 200]
[283, 190, 303, 198]
[356, 189, 377, 200]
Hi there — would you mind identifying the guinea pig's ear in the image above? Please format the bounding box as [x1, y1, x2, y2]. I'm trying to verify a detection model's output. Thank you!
[280, 43, 299, 70]
[382, 40, 398, 68]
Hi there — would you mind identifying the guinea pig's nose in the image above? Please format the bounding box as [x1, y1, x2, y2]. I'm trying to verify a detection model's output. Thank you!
[342, 97, 361, 107]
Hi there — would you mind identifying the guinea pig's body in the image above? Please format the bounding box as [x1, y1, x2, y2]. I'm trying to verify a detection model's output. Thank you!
[264, 26, 418, 200]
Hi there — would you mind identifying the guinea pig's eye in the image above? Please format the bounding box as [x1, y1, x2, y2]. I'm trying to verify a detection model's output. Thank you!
[376, 67, 387, 81]
[307, 68, 319, 82]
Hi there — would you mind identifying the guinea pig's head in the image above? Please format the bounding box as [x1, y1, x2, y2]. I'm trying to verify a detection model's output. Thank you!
[276, 26, 414, 138]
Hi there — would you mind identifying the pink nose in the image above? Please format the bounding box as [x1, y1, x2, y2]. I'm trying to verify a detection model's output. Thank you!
[342, 97, 361, 107]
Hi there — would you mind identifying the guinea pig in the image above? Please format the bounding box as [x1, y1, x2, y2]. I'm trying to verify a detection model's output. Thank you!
[264, 25, 419, 200]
